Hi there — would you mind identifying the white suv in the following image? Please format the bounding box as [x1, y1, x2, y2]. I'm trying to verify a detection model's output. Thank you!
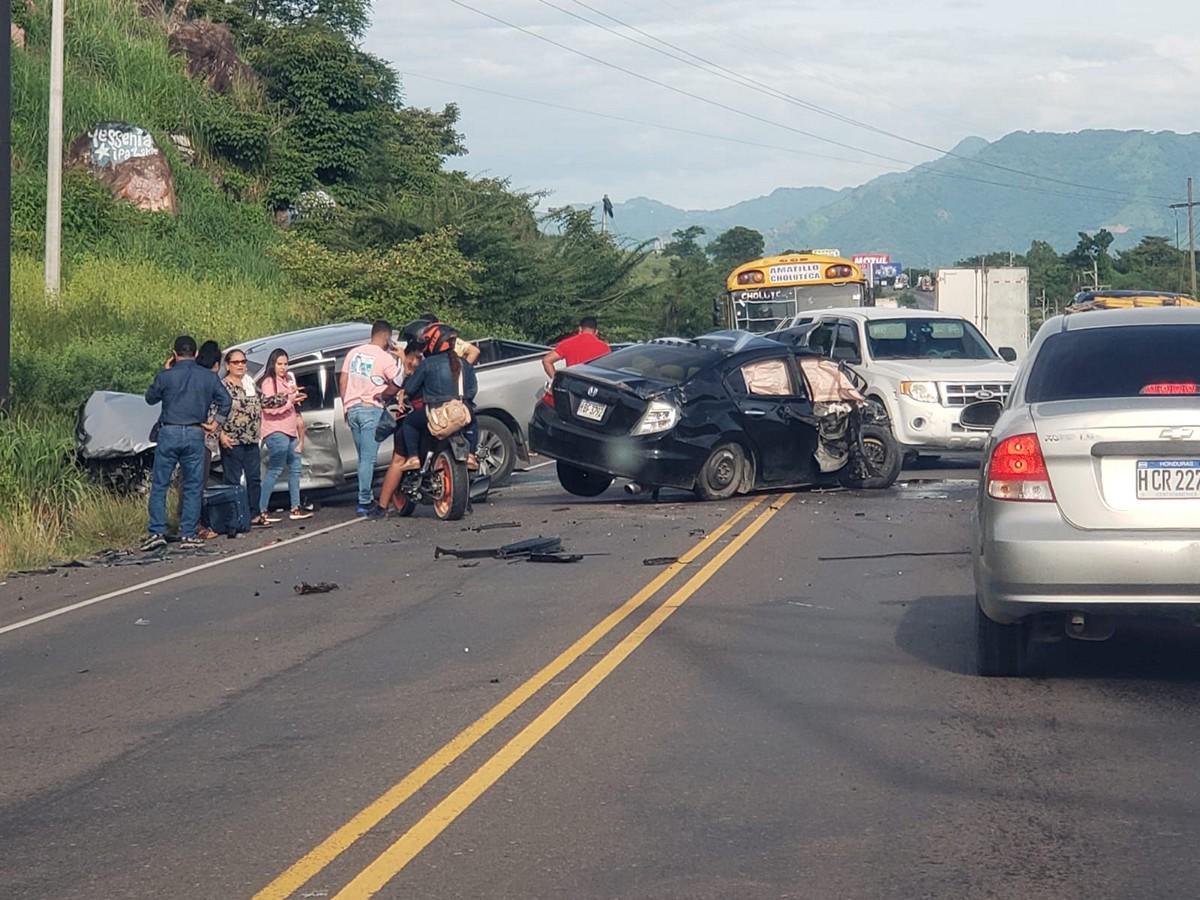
[773, 308, 1018, 453]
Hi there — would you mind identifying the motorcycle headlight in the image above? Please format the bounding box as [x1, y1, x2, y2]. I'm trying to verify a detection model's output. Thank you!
[632, 399, 680, 435]
[899, 381, 939, 404]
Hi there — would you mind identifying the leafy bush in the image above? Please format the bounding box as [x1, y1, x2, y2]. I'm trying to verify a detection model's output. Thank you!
[272, 228, 480, 326]
[202, 99, 272, 167]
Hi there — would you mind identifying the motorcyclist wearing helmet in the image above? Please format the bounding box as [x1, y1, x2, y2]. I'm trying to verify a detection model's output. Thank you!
[395, 320, 480, 472]
[411, 313, 481, 364]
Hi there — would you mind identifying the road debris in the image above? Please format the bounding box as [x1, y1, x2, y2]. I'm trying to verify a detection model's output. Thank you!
[817, 550, 969, 561]
[134, 618, 150, 626]
[435, 536, 564, 560]
[294, 582, 339, 595]
[458, 561, 480, 568]
[464, 521, 522, 533]
[642, 556, 679, 567]
[498, 537, 563, 558]
[527, 553, 583, 564]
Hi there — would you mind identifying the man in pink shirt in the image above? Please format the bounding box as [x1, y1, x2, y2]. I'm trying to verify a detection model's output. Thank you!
[338, 320, 399, 514]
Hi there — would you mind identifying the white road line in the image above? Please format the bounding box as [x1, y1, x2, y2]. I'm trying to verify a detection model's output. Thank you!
[519, 460, 556, 471]
[0, 518, 364, 638]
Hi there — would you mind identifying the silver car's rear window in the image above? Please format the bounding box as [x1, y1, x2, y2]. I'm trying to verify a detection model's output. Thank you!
[1026, 325, 1200, 402]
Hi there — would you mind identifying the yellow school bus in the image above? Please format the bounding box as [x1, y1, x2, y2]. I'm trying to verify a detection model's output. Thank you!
[722, 253, 870, 333]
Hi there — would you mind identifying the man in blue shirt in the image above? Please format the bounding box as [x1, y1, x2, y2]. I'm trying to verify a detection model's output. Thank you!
[143, 335, 233, 551]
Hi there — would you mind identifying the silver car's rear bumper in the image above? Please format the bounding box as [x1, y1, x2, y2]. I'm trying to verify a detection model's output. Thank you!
[974, 498, 1200, 623]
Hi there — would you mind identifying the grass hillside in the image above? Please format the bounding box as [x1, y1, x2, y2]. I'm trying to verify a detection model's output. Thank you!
[5, 0, 303, 573]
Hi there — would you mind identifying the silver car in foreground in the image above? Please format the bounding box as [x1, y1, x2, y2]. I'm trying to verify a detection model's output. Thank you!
[972, 307, 1200, 676]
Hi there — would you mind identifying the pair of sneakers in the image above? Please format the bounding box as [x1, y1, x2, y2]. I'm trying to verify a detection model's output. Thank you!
[140, 534, 204, 552]
[260, 509, 312, 522]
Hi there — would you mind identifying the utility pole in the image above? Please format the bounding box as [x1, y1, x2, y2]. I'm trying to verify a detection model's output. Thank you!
[1168, 177, 1197, 298]
[1, 0, 11, 410]
[43, 0, 66, 297]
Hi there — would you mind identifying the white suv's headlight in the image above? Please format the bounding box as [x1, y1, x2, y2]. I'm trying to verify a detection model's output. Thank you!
[632, 399, 680, 435]
[900, 381, 939, 404]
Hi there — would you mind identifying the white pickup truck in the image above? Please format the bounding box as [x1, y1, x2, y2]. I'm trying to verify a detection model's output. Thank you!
[770, 307, 1019, 454]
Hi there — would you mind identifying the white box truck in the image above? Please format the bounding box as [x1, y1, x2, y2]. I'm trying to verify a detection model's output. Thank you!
[935, 267, 1029, 357]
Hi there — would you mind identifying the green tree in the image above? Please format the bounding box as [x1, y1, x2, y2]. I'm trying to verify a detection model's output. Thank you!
[190, 0, 369, 42]
[1112, 236, 1193, 293]
[707, 226, 765, 273]
[663, 226, 707, 261]
[1066, 229, 1116, 288]
[657, 226, 720, 335]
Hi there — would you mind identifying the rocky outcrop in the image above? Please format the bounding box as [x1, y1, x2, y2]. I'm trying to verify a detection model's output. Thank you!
[67, 123, 178, 215]
[167, 20, 254, 95]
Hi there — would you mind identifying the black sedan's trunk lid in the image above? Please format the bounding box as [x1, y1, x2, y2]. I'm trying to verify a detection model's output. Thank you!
[553, 368, 670, 435]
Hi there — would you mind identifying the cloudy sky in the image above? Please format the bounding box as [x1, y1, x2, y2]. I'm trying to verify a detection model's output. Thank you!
[364, 0, 1199, 210]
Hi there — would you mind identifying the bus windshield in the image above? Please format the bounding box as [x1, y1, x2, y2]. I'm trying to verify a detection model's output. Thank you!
[866, 318, 997, 360]
[724, 255, 869, 333]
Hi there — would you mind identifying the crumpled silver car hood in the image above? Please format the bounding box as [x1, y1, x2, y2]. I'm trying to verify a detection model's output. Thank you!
[77, 391, 159, 459]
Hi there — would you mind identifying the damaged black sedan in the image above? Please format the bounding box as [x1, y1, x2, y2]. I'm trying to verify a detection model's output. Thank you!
[529, 331, 902, 500]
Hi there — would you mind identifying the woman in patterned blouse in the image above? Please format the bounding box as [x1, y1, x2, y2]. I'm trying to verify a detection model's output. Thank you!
[219, 349, 289, 527]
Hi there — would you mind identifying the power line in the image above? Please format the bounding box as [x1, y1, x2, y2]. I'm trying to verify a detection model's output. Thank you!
[553, 0, 1177, 204]
[401, 70, 1126, 206]
[444, 1, 1135, 205]
[401, 72, 908, 171]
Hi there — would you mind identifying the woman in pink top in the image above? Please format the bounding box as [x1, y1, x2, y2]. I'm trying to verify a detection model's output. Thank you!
[258, 349, 313, 521]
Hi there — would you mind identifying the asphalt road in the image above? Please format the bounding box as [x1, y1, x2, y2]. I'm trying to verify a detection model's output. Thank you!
[4, 460, 1200, 899]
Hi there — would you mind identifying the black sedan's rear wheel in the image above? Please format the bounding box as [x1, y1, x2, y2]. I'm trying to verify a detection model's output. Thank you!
[694, 443, 745, 501]
[556, 461, 614, 497]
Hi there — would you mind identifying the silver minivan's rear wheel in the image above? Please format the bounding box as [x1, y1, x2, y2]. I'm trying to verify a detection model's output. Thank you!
[475, 415, 516, 486]
[975, 599, 1028, 677]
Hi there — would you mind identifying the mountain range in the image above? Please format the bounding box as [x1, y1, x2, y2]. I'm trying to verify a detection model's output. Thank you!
[583, 130, 1198, 268]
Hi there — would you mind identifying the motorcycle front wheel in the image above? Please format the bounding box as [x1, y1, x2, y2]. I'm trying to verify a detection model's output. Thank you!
[432, 449, 470, 520]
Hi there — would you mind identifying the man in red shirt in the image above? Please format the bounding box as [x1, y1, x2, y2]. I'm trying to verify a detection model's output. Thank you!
[543, 316, 610, 378]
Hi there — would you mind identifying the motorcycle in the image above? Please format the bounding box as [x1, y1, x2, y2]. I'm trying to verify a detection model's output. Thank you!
[389, 412, 490, 521]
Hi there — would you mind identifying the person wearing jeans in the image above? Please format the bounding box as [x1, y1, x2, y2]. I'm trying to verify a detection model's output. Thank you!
[142, 335, 232, 551]
[147, 424, 208, 544]
[218, 348, 277, 527]
[257, 348, 312, 521]
[347, 404, 385, 510]
[338, 320, 398, 514]
[261, 431, 303, 515]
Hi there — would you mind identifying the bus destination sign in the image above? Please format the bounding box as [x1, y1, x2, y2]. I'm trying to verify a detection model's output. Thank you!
[767, 263, 821, 284]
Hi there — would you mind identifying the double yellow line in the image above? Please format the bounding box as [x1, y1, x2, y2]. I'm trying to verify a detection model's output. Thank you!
[256, 492, 793, 899]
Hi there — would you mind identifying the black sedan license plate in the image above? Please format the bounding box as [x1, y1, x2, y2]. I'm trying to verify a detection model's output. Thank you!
[576, 399, 607, 422]
[1136, 459, 1200, 499]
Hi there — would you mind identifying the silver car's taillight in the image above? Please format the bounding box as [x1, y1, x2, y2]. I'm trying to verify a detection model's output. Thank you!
[986, 433, 1055, 502]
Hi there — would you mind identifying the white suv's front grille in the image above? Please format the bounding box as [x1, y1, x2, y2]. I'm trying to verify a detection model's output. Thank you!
[940, 382, 1011, 407]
